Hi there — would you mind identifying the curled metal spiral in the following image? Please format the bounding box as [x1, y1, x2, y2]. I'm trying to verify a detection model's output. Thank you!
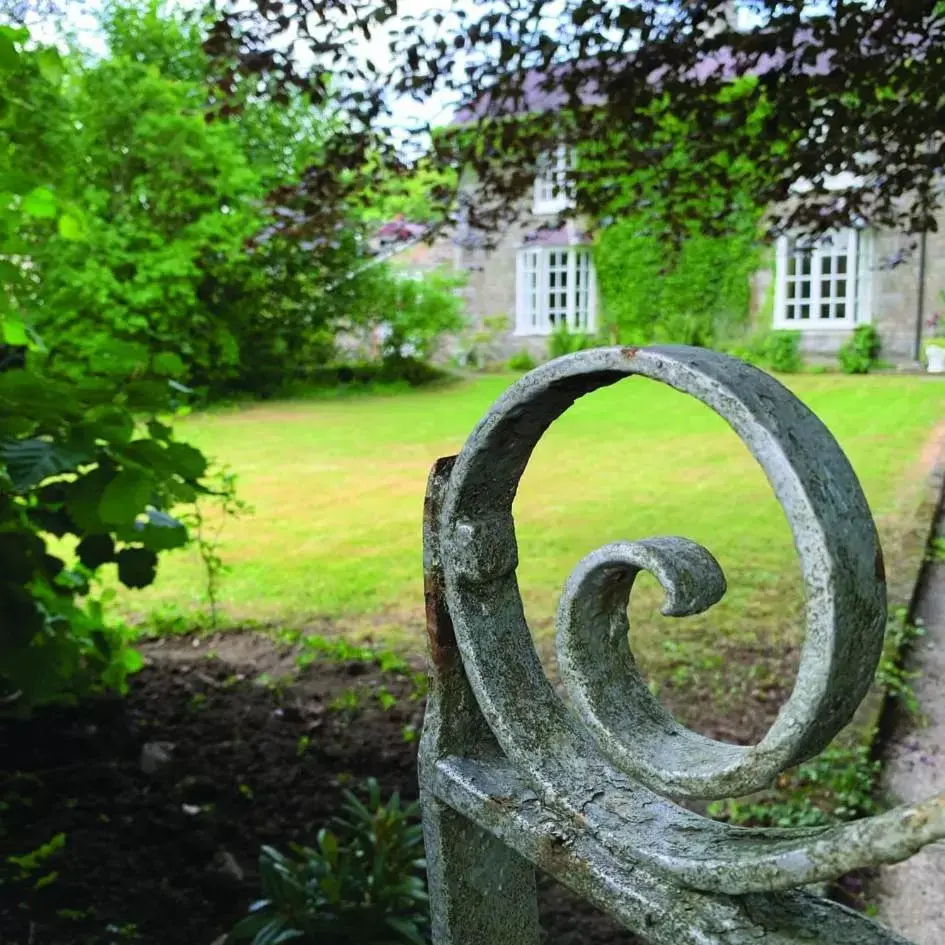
[435, 345, 945, 895]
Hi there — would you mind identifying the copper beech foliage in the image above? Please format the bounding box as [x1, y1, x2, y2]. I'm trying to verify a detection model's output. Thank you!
[205, 0, 945, 247]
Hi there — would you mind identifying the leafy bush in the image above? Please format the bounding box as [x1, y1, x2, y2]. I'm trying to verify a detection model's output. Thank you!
[286, 358, 450, 395]
[548, 324, 597, 359]
[232, 779, 428, 945]
[0, 343, 225, 709]
[720, 330, 802, 373]
[0, 23, 224, 710]
[507, 350, 537, 372]
[762, 330, 803, 373]
[838, 324, 881, 374]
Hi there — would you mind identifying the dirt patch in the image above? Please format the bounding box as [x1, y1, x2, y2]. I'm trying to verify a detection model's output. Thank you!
[0, 634, 643, 945]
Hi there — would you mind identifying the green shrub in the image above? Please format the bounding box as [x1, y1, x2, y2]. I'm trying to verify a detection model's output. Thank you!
[0, 23, 224, 711]
[367, 268, 467, 364]
[719, 330, 802, 373]
[507, 350, 537, 372]
[0, 346, 227, 710]
[548, 324, 597, 359]
[718, 333, 767, 367]
[762, 330, 803, 373]
[232, 779, 428, 945]
[838, 325, 881, 374]
[307, 358, 449, 391]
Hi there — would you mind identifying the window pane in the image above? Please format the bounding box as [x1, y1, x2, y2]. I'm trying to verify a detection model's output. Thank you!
[837, 279, 846, 297]
[800, 280, 811, 299]
[822, 256, 832, 274]
[836, 303, 845, 320]
[820, 303, 831, 319]
[821, 279, 831, 298]
[788, 257, 796, 276]
[800, 304, 810, 319]
[785, 305, 795, 320]
[801, 256, 812, 276]
[837, 255, 847, 274]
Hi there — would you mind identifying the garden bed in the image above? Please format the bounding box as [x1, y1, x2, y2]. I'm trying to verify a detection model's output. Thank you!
[1, 633, 652, 945]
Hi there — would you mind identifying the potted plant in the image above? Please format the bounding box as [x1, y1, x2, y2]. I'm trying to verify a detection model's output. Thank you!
[924, 311, 945, 374]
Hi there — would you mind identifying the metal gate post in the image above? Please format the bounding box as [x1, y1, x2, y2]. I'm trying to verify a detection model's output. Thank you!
[420, 347, 945, 945]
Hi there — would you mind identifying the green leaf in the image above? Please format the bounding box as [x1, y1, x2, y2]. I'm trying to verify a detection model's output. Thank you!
[65, 466, 115, 533]
[76, 534, 116, 569]
[21, 187, 57, 219]
[98, 469, 152, 525]
[27, 506, 75, 538]
[0, 30, 18, 72]
[164, 442, 207, 480]
[0, 531, 45, 583]
[84, 408, 135, 446]
[125, 380, 171, 409]
[92, 340, 151, 377]
[2, 439, 91, 491]
[146, 419, 173, 442]
[152, 352, 185, 377]
[1, 316, 28, 346]
[120, 647, 144, 672]
[57, 213, 83, 241]
[36, 47, 64, 86]
[0, 582, 43, 644]
[119, 439, 169, 470]
[116, 547, 157, 589]
[136, 508, 188, 551]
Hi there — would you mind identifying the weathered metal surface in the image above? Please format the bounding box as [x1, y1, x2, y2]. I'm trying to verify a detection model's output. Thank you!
[419, 346, 945, 945]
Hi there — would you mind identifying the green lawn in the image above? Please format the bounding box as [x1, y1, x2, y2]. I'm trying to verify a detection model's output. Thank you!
[124, 372, 943, 684]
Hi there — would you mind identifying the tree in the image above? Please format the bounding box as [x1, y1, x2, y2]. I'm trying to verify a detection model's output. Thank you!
[15, 0, 408, 398]
[205, 1, 945, 245]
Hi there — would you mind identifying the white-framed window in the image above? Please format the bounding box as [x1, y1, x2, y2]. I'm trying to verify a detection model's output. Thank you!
[774, 229, 871, 330]
[533, 145, 575, 215]
[515, 247, 596, 336]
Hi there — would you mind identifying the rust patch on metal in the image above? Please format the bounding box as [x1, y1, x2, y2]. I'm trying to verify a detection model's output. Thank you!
[424, 455, 459, 667]
[425, 572, 457, 668]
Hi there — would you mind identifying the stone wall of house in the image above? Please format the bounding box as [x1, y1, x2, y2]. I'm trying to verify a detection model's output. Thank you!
[872, 223, 945, 362]
[870, 229, 922, 361]
[450, 215, 555, 363]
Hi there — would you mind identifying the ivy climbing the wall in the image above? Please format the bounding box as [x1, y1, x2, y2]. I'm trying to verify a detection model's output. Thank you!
[593, 212, 763, 347]
[585, 78, 771, 348]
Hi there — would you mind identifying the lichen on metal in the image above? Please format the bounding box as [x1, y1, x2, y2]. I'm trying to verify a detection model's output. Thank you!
[419, 345, 945, 945]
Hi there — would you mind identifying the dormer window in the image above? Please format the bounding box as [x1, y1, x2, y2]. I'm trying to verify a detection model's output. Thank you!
[533, 145, 575, 215]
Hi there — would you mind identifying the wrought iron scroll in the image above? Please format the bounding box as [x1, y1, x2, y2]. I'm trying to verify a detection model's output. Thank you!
[419, 346, 945, 945]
